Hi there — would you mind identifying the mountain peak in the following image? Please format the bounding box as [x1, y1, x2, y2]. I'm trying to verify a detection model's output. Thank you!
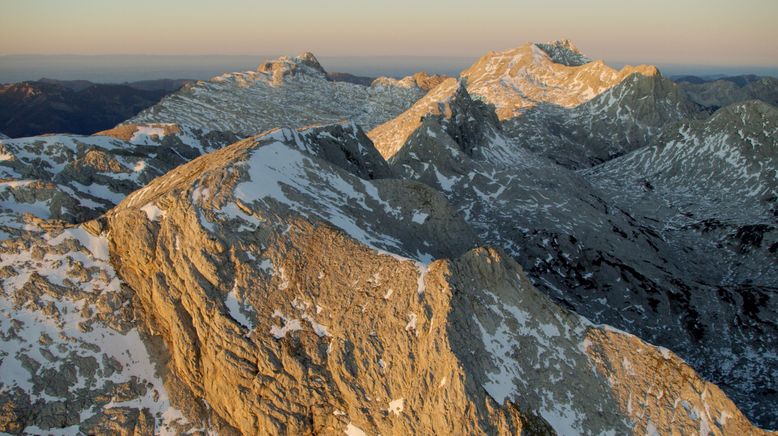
[368, 77, 505, 159]
[257, 52, 327, 83]
[535, 39, 592, 66]
[295, 51, 327, 74]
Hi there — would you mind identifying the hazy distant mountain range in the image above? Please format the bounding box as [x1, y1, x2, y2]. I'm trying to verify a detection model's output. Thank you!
[0, 40, 776, 434]
[0, 78, 192, 137]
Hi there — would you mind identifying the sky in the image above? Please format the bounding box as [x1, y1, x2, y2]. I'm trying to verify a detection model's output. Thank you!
[1, 0, 777, 80]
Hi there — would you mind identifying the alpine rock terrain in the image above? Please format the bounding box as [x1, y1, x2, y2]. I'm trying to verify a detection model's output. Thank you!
[0, 53, 422, 238]
[0, 42, 776, 435]
[128, 53, 431, 135]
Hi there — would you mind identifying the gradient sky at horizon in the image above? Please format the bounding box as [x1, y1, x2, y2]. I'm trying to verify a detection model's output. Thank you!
[2, 0, 777, 67]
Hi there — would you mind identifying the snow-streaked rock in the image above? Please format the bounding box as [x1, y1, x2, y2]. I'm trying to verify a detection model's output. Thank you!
[0, 124, 238, 238]
[0, 225, 190, 434]
[503, 71, 700, 168]
[1, 41, 776, 434]
[535, 39, 592, 66]
[583, 100, 778, 426]
[369, 78, 505, 159]
[386, 82, 778, 429]
[128, 52, 428, 136]
[100, 123, 767, 434]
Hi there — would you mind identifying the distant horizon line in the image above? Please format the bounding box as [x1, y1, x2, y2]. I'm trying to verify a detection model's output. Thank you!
[1, 52, 776, 84]
[1, 53, 777, 69]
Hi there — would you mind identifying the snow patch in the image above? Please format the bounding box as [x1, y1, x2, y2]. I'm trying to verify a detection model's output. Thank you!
[344, 423, 367, 436]
[411, 211, 428, 224]
[141, 203, 166, 222]
[225, 284, 254, 330]
[388, 398, 404, 416]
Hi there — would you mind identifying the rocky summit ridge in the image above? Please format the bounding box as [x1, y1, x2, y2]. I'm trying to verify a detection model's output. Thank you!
[460, 41, 659, 119]
[128, 52, 430, 136]
[1, 40, 777, 434]
[535, 39, 592, 66]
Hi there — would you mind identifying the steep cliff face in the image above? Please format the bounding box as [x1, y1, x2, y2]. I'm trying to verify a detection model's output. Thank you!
[368, 78, 503, 159]
[534, 39, 592, 67]
[101, 123, 531, 434]
[452, 40, 706, 169]
[1, 37, 777, 434]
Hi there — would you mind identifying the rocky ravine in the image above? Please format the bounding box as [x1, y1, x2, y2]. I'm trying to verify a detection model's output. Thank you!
[0, 123, 770, 435]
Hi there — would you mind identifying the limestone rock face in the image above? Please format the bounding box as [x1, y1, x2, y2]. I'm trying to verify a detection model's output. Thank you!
[129, 53, 428, 137]
[368, 78, 503, 160]
[1, 40, 778, 435]
[388, 40, 698, 170]
[0, 54, 434, 241]
[257, 52, 328, 85]
[460, 41, 658, 119]
[371, 72, 449, 92]
[100, 123, 767, 434]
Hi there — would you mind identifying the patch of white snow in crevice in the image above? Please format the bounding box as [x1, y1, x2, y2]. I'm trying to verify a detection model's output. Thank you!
[225, 283, 254, 330]
[130, 125, 168, 144]
[269, 317, 303, 339]
[141, 203, 166, 222]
